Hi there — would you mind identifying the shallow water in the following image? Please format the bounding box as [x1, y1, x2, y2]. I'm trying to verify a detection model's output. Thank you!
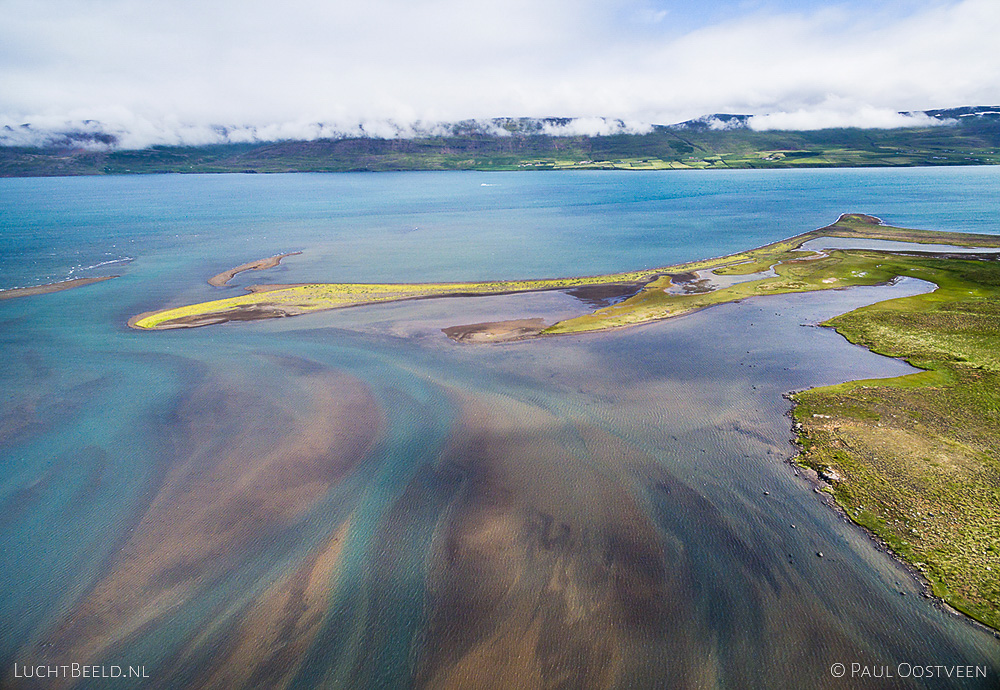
[666, 264, 779, 294]
[1, 168, 999, 688]
[800, 236, 1000, 254]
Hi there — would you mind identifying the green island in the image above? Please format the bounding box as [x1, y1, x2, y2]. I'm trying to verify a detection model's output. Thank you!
[130, 213, 1000, 631]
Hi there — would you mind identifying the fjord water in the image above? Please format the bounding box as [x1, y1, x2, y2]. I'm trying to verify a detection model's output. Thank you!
[1, 168, 999, 688]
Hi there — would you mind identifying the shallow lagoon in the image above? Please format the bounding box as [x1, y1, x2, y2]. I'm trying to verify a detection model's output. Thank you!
[1, 168, 999, 688]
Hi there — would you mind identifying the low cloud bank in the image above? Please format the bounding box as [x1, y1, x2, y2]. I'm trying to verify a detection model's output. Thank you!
[0, 116, 438, 149]
[540, 118, 653, 137]
[749, 107, 954, 131]
[1, 0, 997, 150]
[0, 115, 657, 150]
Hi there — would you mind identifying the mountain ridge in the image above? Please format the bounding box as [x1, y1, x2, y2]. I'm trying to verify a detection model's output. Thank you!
[2, 106, 999, 176]
[5, 106, 1000, 151]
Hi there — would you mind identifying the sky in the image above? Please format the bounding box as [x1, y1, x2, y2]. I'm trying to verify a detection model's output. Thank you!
[1, 0, 999, 147]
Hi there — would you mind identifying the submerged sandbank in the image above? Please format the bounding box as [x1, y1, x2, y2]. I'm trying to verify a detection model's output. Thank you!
[207, 252, 302, 287]
[442, 318, 548, 343]
[0, 275, 118, 300]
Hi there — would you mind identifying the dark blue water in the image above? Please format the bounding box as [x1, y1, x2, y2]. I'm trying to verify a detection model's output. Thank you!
[1, 168, 998, 688]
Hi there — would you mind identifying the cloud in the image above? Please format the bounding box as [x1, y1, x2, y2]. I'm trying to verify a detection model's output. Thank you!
[0, 115, 660, 149]
[748, 104, 955, 131]
[540, 118, 654, 137]
[0, 0, 997, 147]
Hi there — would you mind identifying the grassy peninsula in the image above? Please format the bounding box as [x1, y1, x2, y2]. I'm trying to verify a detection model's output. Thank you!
[792, 255, 1000, 630]
[127, 270, 657, 329]
[129, 213, 1000, 336]
[541, 215, 1000, 334]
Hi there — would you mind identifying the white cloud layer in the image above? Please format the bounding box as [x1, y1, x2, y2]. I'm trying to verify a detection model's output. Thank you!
[1, 0, 998, 147]
[749, 107, 953, 131]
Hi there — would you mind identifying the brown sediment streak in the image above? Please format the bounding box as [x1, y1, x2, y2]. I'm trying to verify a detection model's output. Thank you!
[415, 394, 705, 690]
[0, 275, 117, 300]
[208, 252, 302, 287]
[11, 364, 381, 687]
[192, 518, 354, 690]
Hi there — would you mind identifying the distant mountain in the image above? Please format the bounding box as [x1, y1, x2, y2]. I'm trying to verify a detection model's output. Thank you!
[667, 106, 1000, 131]
[2, 106, 999, 176]
[0, 116, 653, 151]
[5, 107, 1000, 152]
[918, 106, 1000, 121]
[667, 114, 752, 131]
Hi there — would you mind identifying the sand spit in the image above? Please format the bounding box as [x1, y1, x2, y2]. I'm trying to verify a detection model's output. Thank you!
[127, 304, 295, 329]
[208, 252, 302, 287]
[442, 318, 548, 343]
[0, 275, 117, 300]
[130, 214, 1000, 337]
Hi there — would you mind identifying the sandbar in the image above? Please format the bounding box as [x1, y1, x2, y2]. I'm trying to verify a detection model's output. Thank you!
[129, 214, 1000, 335]
[442, 318, 548, 343]
[0, 276, 118, 300]
[208, 252, 302, 287]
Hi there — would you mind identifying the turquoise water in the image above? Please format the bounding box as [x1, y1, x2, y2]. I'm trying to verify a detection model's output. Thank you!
[1, 168, 999, 688]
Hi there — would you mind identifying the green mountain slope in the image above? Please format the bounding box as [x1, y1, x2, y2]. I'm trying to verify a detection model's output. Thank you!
[2, 110, 999, 176]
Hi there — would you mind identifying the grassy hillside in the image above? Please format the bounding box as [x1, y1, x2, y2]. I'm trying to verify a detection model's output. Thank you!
[3, 120, 1000, 176]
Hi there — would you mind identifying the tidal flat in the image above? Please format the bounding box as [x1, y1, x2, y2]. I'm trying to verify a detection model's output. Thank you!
[2, 169, 1000, 688]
